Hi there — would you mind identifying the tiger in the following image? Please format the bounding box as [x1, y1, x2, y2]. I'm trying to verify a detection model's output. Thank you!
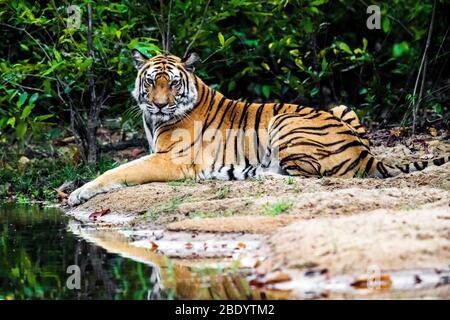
[68, 51, 449, 205]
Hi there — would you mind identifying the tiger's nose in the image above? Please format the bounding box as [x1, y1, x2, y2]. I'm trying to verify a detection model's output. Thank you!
[154, 102, 168, 110]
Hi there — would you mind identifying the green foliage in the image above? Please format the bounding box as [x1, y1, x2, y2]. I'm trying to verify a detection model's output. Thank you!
[216, 185, 232, 199]
[1, 0, 162, 146]
[0, 90, 53, 146]
[0, 153, 120, 202]
[146, 194, 191, 218]
[0, 0, 448, 160]
[263, 200, 293, 216]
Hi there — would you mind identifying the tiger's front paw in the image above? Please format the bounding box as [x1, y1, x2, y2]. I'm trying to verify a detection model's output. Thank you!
[68, 181, 101, 206]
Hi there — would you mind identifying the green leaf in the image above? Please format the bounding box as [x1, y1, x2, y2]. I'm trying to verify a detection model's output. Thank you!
[433, 103, 442, 114]
[128, 41, 160, 58]
[17, 92, 28, 107]
[79, 58, 93, 71]
[218, 32, 225, 46]
[224, 36, 236, 47]
[362, 37, 368, 51]
[336, 41, 352, 55]
[16, 122, 27, 139]
[321, 57, 328, 71]
[228, 80, 236, 92]
[53, 49, 62, 62]
[21, 105, 34, 120]
[392, 42, 410, 58]
[7, 117, 15, 128]
[302, 18, 313, 33]
[382, 17, 391, 33]
[289, 49, 300, 57]
[11, 267, 20, 278]
[42, 61, 64, 76]
[34, 114, 53, 122]
[262, 85, 271, 99]
[309, 6, 320, 14]
[310, 0, 328, 5]
[310, 87, 319, 97]
[29, 93, 39, 105]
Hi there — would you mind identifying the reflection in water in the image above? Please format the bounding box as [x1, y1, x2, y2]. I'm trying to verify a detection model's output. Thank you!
[67, 223, 280, 300]
[0, 204, 168, 300]
[2, 204, 447, 300]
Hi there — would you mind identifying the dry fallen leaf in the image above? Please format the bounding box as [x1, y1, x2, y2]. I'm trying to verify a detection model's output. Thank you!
[428, 139, 440, 146]
[150, 241, 159, 252]
[236, 242, 246, 249]
[18, 156, 30, 166]
[88, 208, 111, 221]
[264, 272, 292, 284]
[351, 273, 392, 289]
[249, 271, 292, 287]
[54, 188, 68, 202]
[390, 127, 405, 138]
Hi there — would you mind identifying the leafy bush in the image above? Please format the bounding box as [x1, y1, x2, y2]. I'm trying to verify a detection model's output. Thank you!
[0, 0, 448, 149]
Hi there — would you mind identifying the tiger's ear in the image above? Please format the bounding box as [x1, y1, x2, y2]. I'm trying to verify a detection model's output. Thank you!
[182, 52, 200, 72]
[132, 49, 149, 70]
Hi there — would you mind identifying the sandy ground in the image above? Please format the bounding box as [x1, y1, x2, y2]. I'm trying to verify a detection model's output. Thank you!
[250, 201, 450, 274]
[65, 130, 450, 298]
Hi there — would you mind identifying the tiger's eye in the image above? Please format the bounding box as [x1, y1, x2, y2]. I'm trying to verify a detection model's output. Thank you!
[170, 80, 180, 87]
[145, 78, 154, 86]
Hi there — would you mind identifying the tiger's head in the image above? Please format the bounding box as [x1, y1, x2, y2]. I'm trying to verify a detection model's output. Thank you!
[131, 50, 199, 122]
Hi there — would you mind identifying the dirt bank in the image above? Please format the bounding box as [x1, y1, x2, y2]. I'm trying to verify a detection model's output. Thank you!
[65, 130, 450, 298]
[249, 201, 450, 275]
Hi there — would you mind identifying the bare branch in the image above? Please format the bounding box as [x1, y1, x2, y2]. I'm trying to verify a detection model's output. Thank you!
[86, 2, 100, 163]
[412, 0, 436, 134]
[166, 0, 173, 52]
[159, 0, 167, 51]
[1, 78, 44, 92]
[183, 0, 211, 58]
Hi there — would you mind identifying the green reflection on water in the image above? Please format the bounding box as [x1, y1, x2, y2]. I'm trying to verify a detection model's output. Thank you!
[0, 204, 167, 300]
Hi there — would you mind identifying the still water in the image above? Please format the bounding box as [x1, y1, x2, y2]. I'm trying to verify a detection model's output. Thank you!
[0, 204, 171, 300]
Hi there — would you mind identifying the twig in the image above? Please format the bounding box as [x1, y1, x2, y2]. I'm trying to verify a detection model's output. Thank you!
[152, 14, 165, 51]
[411, 0, 435, 134]
[1, 78, 44, 92]
[159, 0, 167, 51]
[1, 22, 77, 108]
[201, 47, 224, 64]
[0, 23, 52, 61]
[86, 2, 100, 163]
[166, 0, 173, 52]
[183, 0, 211, 58]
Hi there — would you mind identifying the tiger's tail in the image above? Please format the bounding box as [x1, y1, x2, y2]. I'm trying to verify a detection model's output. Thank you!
[368, 154, 450, 178]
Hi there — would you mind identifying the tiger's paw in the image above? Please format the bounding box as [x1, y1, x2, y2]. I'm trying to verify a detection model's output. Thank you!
[68, 181, 101, 206]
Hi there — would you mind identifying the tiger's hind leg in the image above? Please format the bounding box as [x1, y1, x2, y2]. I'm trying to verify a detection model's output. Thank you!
[329, 105, 369, 147]
[267, 111, 374, 178]
[277, 153, 322, 177]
